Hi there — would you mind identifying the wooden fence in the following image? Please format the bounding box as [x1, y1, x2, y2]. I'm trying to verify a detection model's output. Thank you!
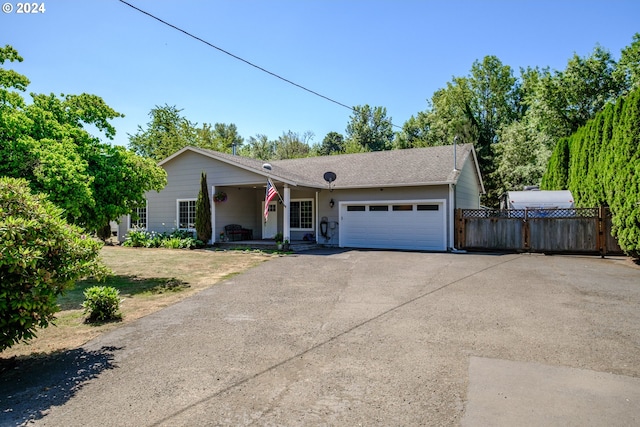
[455, 207, 623, 255]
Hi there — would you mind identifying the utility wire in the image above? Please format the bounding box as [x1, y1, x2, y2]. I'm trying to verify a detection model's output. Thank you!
[117, 0, 402, 130]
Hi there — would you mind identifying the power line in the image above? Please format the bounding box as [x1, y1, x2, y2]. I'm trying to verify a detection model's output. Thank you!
[117, 0, 402, 130]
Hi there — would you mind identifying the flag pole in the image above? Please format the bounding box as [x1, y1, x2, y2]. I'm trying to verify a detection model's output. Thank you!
[264, 177, 286, 224]
[268, 178, 286, 207]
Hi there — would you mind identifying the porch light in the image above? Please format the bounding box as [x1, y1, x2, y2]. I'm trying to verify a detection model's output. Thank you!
[330, 199, 335, 208]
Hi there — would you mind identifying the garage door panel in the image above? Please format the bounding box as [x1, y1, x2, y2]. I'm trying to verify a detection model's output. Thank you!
[340, 201, 446, 251]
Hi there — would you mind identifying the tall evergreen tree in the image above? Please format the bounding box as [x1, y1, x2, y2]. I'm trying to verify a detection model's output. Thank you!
[195, 172, 212, 243]
[542, 87, 640, 255]
[541, 137, 570, 190]
[609, 89, 640, 254]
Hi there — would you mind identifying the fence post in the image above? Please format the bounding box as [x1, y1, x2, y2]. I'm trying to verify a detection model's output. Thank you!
[522, 209, 530, 251]
[455, 208, 464, 249]
[597, 206, 605, 258]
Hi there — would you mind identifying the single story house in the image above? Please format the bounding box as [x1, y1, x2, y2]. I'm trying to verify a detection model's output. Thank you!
[117, 143, 484, 251]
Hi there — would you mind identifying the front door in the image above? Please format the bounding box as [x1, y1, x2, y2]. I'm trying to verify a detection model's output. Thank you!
[262, 201, 278, 238]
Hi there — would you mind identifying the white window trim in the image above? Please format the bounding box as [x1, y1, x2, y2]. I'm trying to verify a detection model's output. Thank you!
[290, 198, 314, 231]
[128, 201, 148, 230]
[176, 198, 197, 231]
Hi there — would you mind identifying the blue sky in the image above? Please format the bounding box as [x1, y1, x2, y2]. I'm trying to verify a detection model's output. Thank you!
[3, 0, 639, 147]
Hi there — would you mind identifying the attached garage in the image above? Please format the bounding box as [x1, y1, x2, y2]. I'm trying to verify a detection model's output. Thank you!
[339, 200, 447, 251]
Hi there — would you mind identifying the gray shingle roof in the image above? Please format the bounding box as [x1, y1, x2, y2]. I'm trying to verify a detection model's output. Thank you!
[271, 144, 475, 188]
[162, 144, 479, 189]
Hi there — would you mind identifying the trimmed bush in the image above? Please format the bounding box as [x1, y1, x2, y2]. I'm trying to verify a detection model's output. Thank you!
[82, 286, 122, 323]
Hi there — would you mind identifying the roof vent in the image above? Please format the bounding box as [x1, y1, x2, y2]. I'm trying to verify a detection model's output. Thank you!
[262, 163, 272, 171]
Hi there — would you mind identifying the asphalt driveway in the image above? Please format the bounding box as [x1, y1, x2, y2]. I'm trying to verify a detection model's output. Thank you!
[2, 249, 640, 426]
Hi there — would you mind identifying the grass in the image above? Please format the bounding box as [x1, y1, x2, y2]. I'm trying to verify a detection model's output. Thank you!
[0, 245, 273, 359]
[57, 276, 190, 311]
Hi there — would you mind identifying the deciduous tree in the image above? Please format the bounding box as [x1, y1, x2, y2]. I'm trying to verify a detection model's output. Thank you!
[616, 32, 640, 92]
[128, 104, 198, 161]
[345, 105, 394, 152]
[273, 130, 313, 159]
[0, 45, 167, 232]
[239, 134, 274, 160]
[129, 105, 245, 160]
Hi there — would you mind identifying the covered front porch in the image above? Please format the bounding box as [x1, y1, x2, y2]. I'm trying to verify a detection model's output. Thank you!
[210, 181, 320, 245]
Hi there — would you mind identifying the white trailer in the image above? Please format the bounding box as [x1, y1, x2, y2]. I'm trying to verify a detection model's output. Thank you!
[501, 190, 574, 210]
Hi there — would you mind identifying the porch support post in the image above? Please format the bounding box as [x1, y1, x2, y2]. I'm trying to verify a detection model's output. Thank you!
[211, 185, 216, 244]
[283, 184, 291, 242]
[315, 190, 319, 244]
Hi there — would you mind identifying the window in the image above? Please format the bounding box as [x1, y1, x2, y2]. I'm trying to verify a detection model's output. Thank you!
[347, 205, 366, 211]
[290, 199, 313, 230]
[393, 205, 413, 211]
[177, 199, 196, 229]
[417, 204, 439, 211]
[130, 203, 147, 229]
[369, 205, 389, 211]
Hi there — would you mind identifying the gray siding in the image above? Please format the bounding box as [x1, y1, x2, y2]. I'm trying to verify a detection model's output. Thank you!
[455, 158, 481, 209]
[146, 151, 267, 236]
[213, 187, 259, 239]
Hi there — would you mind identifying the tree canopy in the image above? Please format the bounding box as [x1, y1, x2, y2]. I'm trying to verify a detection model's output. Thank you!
[345, 105, 394, 152]
[0, 45, 167, 232]
[317, 131, 345, 156]
[129, 104, 244, 162]
[395, 35, 639, 206]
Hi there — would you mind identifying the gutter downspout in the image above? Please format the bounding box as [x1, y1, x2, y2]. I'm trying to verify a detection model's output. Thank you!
[449, 183, 455, 251]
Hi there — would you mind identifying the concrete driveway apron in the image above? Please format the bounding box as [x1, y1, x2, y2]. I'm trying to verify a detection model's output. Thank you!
[3, 249, 640, 426]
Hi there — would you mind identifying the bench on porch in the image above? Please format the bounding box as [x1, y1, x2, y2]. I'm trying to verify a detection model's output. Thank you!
[224, 224, 253, 241]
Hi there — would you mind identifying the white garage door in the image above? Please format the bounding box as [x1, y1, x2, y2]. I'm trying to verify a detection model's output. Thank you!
[339, 200, 447, 251]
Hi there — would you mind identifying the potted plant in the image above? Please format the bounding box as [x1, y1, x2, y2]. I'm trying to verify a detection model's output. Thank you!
[274, 232, 283, 250]
[213, 191, 227, 203]
[283, 239, 290, 251]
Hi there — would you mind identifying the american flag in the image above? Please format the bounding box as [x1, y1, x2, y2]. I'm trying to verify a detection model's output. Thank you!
[264, 178, 278, 221]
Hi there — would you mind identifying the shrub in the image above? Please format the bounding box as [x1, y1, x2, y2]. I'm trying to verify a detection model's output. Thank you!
[123, 228, 162, 247]
[123, 228, 202, 249]
[147, 231, 164, 248]
[96, 223, 113, 242]
[161, 237, 183, 249]
[122, 228, 147, 247]
[0, 177, 108, 351]
[82, 286, 122, 323]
